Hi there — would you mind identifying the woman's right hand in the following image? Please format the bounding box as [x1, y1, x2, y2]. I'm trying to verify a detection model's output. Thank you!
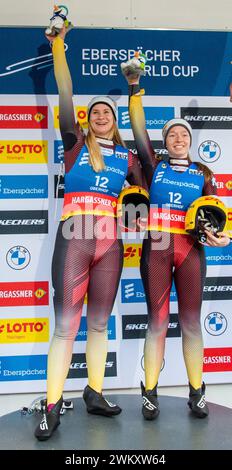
[121, 56, 145, 85]
[45, 24, 67, 43]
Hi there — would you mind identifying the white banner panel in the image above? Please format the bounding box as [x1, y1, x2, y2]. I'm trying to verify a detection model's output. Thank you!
[0, 28, 231, 393]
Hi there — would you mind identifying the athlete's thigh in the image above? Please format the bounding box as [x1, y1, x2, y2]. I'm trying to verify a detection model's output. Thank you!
[52, 221, 94, 333]
[141, 234, 173, 317]
[87, 238, 124, 328]
[174, 240, 206, 318]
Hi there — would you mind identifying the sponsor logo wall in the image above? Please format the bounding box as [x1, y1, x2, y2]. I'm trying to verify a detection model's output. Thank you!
[0, 27, 231, 393]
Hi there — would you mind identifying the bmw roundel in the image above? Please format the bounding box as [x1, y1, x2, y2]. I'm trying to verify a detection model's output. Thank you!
[204, 312, 227, 336]
[6, 246, 31, 270]
[198, 140, 221, 163]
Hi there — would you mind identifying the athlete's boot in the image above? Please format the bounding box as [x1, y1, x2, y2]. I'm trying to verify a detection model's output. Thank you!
[83, 385, 122, 417]
[141, 381, 160, 420]
[34, 396, 63, 440]
[188, 382, 209, 418]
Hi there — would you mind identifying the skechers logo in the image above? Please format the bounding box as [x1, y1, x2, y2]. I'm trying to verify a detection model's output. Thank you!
[181, 108, 232, 129]
[0, 211, 48, 234]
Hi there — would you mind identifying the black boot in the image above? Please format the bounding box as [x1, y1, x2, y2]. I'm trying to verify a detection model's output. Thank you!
[141, 381, 160, 420]
[188, 382, 209, 418]
[83, 385, 122, 417]
[34, 396, 63, 441]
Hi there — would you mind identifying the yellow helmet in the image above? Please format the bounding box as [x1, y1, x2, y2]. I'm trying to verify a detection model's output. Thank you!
[185, 196, 227, 242]
[117, 185, 149, 231]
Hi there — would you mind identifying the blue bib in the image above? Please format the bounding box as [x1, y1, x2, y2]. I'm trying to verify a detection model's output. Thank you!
[65, 144, 128, 199]
[150, 161, 204, 211]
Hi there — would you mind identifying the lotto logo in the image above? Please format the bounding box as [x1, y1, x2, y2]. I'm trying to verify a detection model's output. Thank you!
[123, 244, 142, 267]
[54, 106, 88, 129]
[0, 318, 49, 343]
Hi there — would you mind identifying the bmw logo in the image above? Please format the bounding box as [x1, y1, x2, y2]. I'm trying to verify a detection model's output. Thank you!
[6, 246, 31, 270]
[204, 312, 227, 336]
[198, 140, 221, 163]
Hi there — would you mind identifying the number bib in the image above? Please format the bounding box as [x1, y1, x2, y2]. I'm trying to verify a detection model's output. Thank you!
[148, 161, 204, 233]
[62, 144, 128, 219]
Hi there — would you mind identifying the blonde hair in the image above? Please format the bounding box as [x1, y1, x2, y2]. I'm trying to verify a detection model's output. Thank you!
[85, 122, 126, 172]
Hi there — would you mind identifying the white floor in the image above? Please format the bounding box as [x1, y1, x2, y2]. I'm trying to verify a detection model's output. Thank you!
[0, 383, 231, 417]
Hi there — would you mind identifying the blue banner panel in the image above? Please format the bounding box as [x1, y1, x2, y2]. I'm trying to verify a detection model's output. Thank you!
[0, 175, 48, 199]
[0, 355, 47, 381]
[118, 106, 175, 129]
[75, 316, 116, 341]
[121, 279, 177, 303]
[205, 244, 232, 265]
[0, 28, 232, 96]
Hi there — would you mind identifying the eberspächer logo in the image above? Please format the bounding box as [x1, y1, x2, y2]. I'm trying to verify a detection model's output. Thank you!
[204, 312, 227, 336]
[6, 246, 31, 270]
[198, 141, 221, 163]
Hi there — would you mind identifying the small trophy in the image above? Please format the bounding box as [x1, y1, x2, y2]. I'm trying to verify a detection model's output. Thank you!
[45, 4, 71, 36]
[121, 51, 147, 78]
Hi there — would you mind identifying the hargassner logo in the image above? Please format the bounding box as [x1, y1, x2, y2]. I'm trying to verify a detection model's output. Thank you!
[122, 314, 181, 339]
[0, 281, 49, 307]
[198, 141, 221, 163]
[0, 106, 48, 128]
[54, 140, 64, 163]
[75, 316, 116, 341]
[118, 107, 174, 129]
[0, 175, 48, 199]
[205, 245, 232, 265]
[203, 277, 232, 300]
[0, 141, 48, 164]
[0, 210, 48, 234]
[204, 312, 227, 336]
[68, 352, 117, 378]
[181, 107, 232, 129]
[6, 246, 31, 270]
[0, 355, 47, 381]
[203, 348, 232, 372]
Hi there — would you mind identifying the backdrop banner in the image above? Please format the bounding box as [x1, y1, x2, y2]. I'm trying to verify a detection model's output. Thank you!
[0, 27, 232, 393]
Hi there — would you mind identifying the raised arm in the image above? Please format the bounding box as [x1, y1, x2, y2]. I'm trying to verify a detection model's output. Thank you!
[47, 27, 82, 152]
[121, 57, 158, 188]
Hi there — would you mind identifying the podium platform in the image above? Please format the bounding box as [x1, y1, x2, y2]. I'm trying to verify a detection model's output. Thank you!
[0, 394, 231, 450]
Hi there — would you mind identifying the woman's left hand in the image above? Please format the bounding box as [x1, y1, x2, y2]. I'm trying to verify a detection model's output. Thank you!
[200, 230, 231, 247]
